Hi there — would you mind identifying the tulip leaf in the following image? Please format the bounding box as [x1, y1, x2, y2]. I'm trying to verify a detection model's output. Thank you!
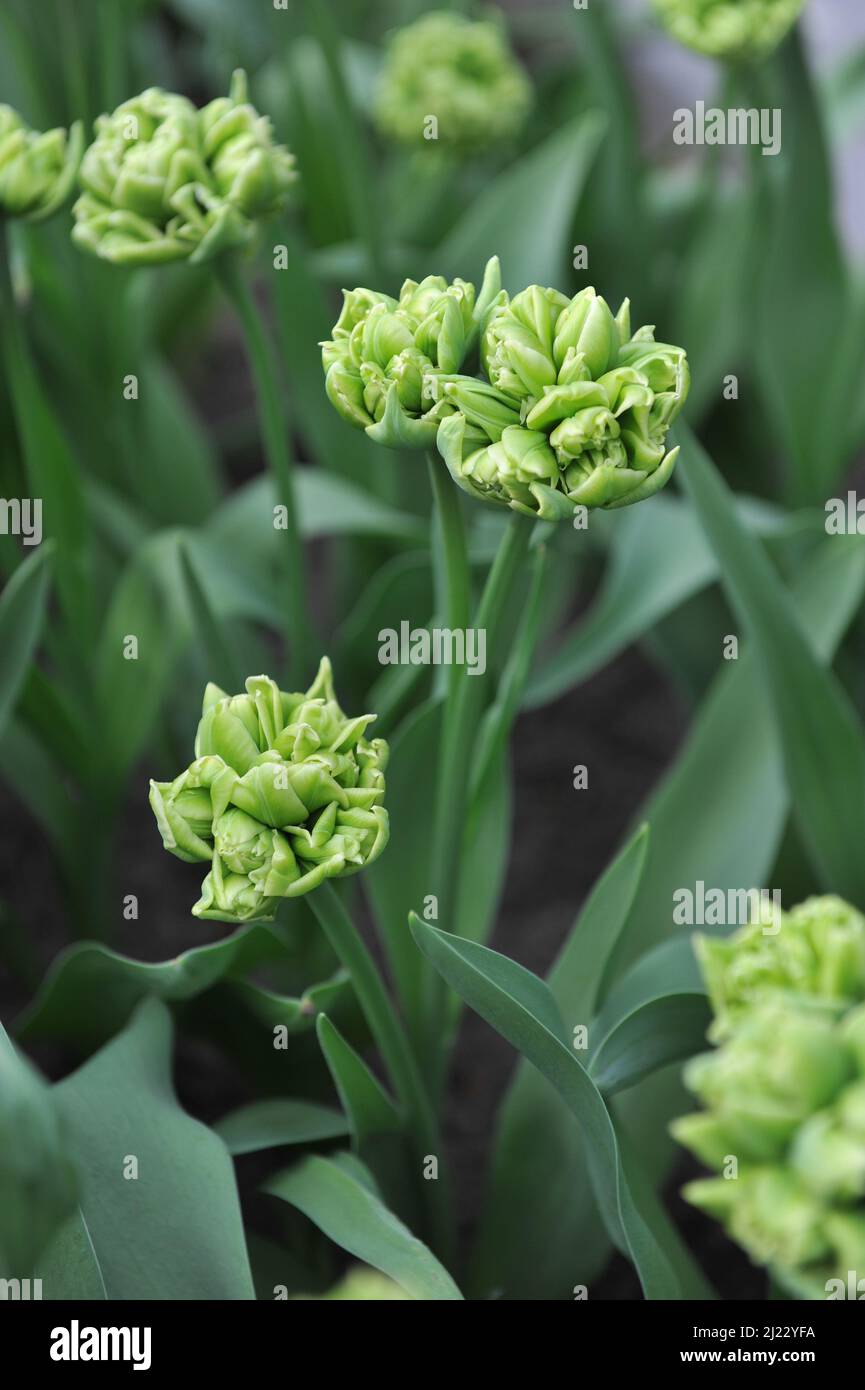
[0, 542, 53, 740]
[468, 826, 648, 1299]
[35, 1210, 107, 1300]
[136, 354, 222, 526]
[678, 422, 865, 905]
[315, 1015, 401, 1141]
[589, 937, 710, 1097]
[616, 529, 865, 972]
[437, 111, 606, 292]
[19, 921, 300, 1048]
[51, 998, 254, 1299]
[266, 1154, 463, 1301]
[214, 1098, 349, 1155]
[754, 29, 851, 501]
[0, 1020, 77, 1276]
[525, 493, 791, 709]
[411, 918, 710, 1299]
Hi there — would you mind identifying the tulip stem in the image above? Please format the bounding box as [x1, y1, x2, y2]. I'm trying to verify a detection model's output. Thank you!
[217, 256, 311, 685]
[423, 513, 533, 1072]
[309, 882, 455, 1263]
[427, 452, 471, 704]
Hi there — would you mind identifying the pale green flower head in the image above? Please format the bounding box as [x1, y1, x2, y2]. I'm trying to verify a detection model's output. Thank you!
[0, 105, 82, 222]
[149, 659, 389, 924]
[73, 70, 295, 267]
[697, 896, 865, 1040]
[321, 256, 502, 449]
[436, 284, 689, 519]
[672, 894, 865, 1298]
[375, 11, 531, 153]
[653, 0, 806, 61]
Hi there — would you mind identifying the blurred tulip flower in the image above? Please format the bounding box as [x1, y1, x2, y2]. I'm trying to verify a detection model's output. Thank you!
[437, 285, 689, 518]
[150, 659, 389, 923]
[0, 105, 82, 222]
[321, 256, 501, 448]
[375, 11, 531, 153]
[672, 894, 865, 1298]
[697, 896, 865, 1040]
[72, 70, 295, 266]
[653, 0, 806, 61]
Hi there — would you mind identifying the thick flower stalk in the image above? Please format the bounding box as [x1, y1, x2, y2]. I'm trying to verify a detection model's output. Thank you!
[653, 0, 806, 61]
[0, 105, 82, 222]
[150, 659, 388, 924]
[321, 256, 501, 448]
[672, 897, 865, 1298]
[375, 11, 531, 153]
[72, 70, 295, 265]
[436, 285, 689, 519]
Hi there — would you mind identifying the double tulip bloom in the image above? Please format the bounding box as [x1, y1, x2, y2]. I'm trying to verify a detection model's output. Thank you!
[653, 0, 806, 60]
[321, 257, 502, 449]
[150, 660, 389, 924]
[437, 285, 689, 517]
[0, 105, 82, 223]
[73, 70, 295, 266]
[673, 897, 865, 1297]
[375, 11, 531, 153]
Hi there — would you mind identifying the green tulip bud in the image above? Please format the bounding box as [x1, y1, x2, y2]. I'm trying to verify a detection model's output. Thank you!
[150, 659, 389, 924]
[321, 257, 501, 450]
[73, 70, 295, 267]
[374, 11, 531, 154]
[0, 105, 82, 223]
[653, 0, 806, 61]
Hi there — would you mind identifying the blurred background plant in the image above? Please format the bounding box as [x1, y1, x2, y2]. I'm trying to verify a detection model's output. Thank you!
[2, 0, 865, 1301]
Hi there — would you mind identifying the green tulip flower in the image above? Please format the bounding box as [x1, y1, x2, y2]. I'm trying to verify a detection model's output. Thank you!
[653, 0, 806, 61]
[697, 896, 865, 1040]
[73, 70, 295, 266]
[321, 256, 501, 448]
[0, 105, 82, 222]
[436, 285, 689, 519]
[150, 659, 389, 924]
[375, 11, 531, 153]
[673, 894, 865, 1298]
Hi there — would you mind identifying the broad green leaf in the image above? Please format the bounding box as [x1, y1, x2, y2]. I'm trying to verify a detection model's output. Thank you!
[525, 493, 790, 710]
[214, 1099, 348, 1155]
[266, 1154, 462, 1301]
[35, 1210, 107, 1300]
[316, 1015, 414, 1225]
[589, 937, 710, 1096]
[678, 422, 865, 905]
[618, 530, 865, 970]
[469, 826, 648, 1300]
[206, 472, 427, 553]
[755, 31, 851, 501]
[411, 918, 710, 1298]
[0, 543, 53, 739]
[52, 998, 254, 1299]
[436, 112, 606, 291]
[136, 355, 222, 526]
[0, 1021, 76, 1275]
[316, 1015, 400, 1141]
[19, 921, 294, 1048]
